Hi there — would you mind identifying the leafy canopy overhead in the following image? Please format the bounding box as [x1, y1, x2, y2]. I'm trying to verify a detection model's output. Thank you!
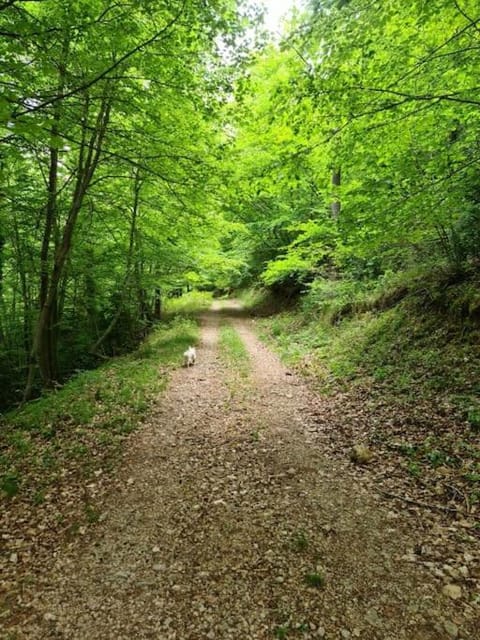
[217, 0, 480, 287]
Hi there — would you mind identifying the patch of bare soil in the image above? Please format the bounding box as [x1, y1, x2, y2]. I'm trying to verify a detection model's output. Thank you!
[3, 302, 479, 639]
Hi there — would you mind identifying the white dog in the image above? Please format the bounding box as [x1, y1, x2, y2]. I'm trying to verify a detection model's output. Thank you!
[183, 346, 196, 367]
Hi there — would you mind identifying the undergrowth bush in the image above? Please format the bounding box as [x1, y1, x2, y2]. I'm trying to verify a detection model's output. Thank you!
[239, 286, 298, 316]
[164, 290, 213, 317]
[301, 278, 371, 321]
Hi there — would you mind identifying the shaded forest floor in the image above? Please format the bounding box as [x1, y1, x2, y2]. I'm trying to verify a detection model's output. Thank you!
[1, 301, 479, 639]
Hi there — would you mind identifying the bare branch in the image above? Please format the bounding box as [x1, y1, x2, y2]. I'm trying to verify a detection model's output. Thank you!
[313, 84, 480, 108]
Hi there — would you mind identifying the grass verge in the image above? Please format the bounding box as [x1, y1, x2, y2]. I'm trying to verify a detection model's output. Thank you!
[255, 275, 480, 414]
[0, 315, 199, 503]
[218, 321, 250, 379]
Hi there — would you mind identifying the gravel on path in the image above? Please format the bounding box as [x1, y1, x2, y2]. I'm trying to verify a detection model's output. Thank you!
[12, 302, 478, 639]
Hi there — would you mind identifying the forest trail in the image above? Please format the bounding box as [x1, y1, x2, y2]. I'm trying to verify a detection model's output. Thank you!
[17, 302, 477, 639]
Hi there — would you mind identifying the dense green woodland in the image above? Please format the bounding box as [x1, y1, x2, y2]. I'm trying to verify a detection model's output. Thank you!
[0, 0, 249, 406]
[1, 0, 480, 410]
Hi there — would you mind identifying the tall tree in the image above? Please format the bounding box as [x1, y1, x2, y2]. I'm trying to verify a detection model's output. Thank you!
[0, 0, 246, 405]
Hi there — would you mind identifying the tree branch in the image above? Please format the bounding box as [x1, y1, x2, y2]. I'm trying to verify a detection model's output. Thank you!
[0, 0, 44, 9]
[387, 16, 480, 89]
[453, 0, 480, 33]
[12, 1, 187, 118]
[353, 84, 480, 107]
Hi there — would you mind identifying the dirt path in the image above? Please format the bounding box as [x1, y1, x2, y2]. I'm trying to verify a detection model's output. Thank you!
[15, 303, 478, 639]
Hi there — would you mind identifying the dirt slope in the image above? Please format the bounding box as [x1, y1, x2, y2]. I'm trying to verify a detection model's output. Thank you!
[8, 303, 479, 639]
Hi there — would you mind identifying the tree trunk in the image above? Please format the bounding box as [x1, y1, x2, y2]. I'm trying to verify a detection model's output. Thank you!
[35, 44, 72, 386]
[153, 287, 162, 320]
[134, 233, 149, 322]
[11, 211, 31, 360]
[23, 93, 112, 401]
[0, 233, 5, 342]
[89, 167, 142, 354]
[331, 166, 341, 220]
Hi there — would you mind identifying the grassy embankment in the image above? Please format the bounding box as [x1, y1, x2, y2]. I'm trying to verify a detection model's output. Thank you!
[0, 292, 212, 504]
[242, 268, 480, 504]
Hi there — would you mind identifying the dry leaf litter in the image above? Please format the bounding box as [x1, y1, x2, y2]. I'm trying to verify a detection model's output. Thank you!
[1, 301, 479, 639]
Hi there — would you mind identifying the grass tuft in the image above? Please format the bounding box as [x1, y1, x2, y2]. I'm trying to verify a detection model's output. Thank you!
[291, 530, 309, 552]
[304, 572, 326, 588]
[218, 322, 250, 378]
